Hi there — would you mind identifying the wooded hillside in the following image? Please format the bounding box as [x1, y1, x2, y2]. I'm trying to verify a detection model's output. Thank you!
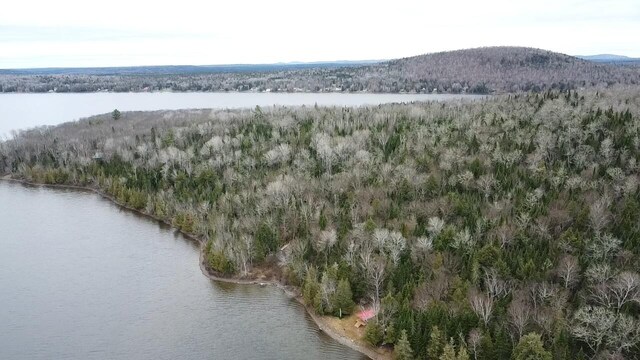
[2, 88, 640, 359]
[2, 47, 639, 94]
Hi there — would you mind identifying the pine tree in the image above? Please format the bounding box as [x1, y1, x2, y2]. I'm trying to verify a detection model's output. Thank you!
[440, 341, 456, 360]
[477, 332, 495, 360]
[395, 329, 414, 360]
[494, 328, 512, 359]
[302, 266, 319, 306]
[512, 333, 551, 360]
[381, 292, 400, 344]
[313, 292, 324, 315]
[364, 218, 376, 233]
[319, 208, 327, 230]
[574, 349, 587, 360]
[385, 324, 398, 345]
[364, 321, 384, 346]
[427, 326, 445, 360]
[457, 345, 470, 360]
[333, 278, 355, 317]
[112, 109, 121, 120]
[551, 328, 570, 360]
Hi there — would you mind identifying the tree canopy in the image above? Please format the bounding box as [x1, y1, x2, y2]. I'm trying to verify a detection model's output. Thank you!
[2, 87, 640, 359]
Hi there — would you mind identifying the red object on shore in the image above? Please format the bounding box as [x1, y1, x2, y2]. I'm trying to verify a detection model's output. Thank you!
[357, 308, 376, 322]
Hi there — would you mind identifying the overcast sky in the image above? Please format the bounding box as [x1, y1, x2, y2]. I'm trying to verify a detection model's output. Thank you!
[1, 0, 639, 68]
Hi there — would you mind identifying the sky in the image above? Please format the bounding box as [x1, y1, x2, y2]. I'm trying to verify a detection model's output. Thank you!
[1, 0, 639, 69]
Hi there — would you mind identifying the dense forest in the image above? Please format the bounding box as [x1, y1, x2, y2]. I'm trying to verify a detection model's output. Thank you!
[2, 87, 640, 359]
[2, 47, 639, 94]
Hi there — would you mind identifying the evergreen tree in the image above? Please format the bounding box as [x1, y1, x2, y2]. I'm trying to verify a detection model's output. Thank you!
[333, 278, 355, 317]
[381, 292, 400, 344]
[364, 321, 384, 346]
[457, 345, 470, 360]
[395, 329, 414, 360]
[512, 333, 551, 360]
[427, 326, 445, 360]
[319, 207, 327, 230]
[574, 349, 587, 360]
[478, 332, 495, 360]
[111, 109, 121, 120]
[313, 291, 324, 315]
[551, 328, 570, 360]
[440, 341, 457, 360]
[494, 328, 512, 359]
[303, 267, 319, 306]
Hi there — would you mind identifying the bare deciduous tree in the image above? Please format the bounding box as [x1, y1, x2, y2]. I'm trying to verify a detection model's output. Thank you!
[364, 257, 386, 312]
[586, 233, 621, 262]
[469, 289, 494, 326]
[507, 297, 530, 340]
[484, 268, 511, 299]
[609, 271, 640, 310]
[572, 305, 617, 354]
[427, 217, 445, 236]
[608, 313, 640, 354]
[414, 271, 451, 310]
[372, 228, 390, 251]
[556, 255, 580, 289]
[386, 230, 406, 266]
[589, 195, 612, 235]
[467, 328, 482, 360]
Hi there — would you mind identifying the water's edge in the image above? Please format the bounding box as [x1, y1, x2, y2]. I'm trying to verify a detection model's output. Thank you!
[0, 176, 389, 360]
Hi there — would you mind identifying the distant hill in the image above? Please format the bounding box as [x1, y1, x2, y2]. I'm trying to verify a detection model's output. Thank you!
[1, 47, 638, 93]
[578, 54, 632, 61]
[577, 54, 640, 64]
[0, 60, 381, 76]
[355, 47, 640, 93]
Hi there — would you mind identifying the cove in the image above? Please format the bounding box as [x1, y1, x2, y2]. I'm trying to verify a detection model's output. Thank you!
[0, 181, 366, 360]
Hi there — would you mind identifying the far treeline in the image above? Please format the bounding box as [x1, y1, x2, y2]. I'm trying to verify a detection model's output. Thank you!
[2, 47, 640, 94]
[2, 87, 640, 359]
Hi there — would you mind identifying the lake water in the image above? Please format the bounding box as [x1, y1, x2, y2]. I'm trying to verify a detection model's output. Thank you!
[0, 181, 366, 360]
[0, 92, 484, 137]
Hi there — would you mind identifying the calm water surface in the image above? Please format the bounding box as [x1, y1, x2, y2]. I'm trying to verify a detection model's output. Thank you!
[0, 92, 484, 137]
[0, 181, 366, 360]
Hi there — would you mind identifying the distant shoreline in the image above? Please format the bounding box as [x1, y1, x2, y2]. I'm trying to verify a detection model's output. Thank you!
[0, 92, 487, 140]
[4, 47, 638, 96]
[0, 89, 485, 95]
[0, 176, 391, 360]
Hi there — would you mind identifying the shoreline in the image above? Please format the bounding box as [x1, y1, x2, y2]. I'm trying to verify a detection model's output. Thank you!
[0, 175, 391, 360]
[0, 89, 488, 96]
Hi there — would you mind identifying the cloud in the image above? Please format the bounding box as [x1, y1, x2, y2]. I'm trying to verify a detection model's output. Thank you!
[0, 26, 197, 43]
[1, 0, 638, 68]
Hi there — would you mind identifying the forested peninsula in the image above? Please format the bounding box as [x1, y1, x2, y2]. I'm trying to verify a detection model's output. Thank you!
[2, 88, 640, 359]
[2, 47, 640, 94]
